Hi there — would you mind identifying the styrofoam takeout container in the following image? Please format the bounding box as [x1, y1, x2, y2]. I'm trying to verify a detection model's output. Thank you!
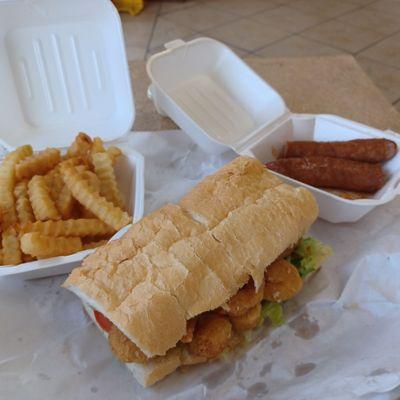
[147, 37, 400, 223]
[0, 0, 145, 278]
[0, 145, 144, 280]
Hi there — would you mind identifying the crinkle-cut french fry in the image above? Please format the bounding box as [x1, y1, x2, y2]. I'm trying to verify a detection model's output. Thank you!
[78, 205, 96, 219]
[0, 145, 33, 229]
[75, 170, 100, 218]
[15, 148, 61, 181]
[46, 168, 77, 219]
[92, 152, 125, 209]
[44, 168, 64, 202]
[75, 165, 89, 174]
[55, 185, 75, 219]
[91, 137, 106, 154]
[21, 218, 115, 237]
[59, 157, 85, 169]
[2, 227, 22, 265]
[14, 181, 35, 224]
[66, 132, 92, 159]
[20, 232, 82, 258]
[80, 170, 101, 193]
[28, 175, 61, 221]
[22, 254, 36, 263]
[107, 146, 122, 164]
[82, 239, 108, 251]
[60, 164, 130, 230]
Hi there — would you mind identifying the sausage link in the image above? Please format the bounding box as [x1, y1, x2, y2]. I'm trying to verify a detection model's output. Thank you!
[280, 139, 397, 163]
[266, 156, 386, 193]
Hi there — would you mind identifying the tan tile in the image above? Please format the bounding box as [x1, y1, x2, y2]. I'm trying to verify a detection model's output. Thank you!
[254, 35, 342, 58]
[289, 0, 359, 18]
[119, 2, 160, 22]
[252, 6, 328, 34]
[163, 4, 237, 31]
[302, 20, 386, 53]
[338, 9, 400, 36]
[149, 17, 197, 49]
[188, 33, 253, 57]
[365, 0, 400, 16]
[201, 0, 279, 16]
[359, 33, 400, 69]
[204, 18, 289, 52]
[160, 1, 198, 15]
[125, 45, 146, 61]
[357, 57, 400, 103]
[123, 20, 154, 47]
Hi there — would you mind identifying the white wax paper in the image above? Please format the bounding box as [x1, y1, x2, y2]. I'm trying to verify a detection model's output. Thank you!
[1, 131, 400, 400]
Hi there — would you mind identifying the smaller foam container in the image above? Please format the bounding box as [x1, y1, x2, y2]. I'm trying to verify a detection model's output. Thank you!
[0, 0, 145, 279]
[147, 37, 400, 223]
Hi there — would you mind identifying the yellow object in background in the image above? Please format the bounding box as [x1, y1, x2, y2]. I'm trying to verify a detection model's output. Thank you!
[112, 0, 144, 16]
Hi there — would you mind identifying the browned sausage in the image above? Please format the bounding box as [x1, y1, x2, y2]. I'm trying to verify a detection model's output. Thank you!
[280, 139, 397, 163]
[266, 156, 386, 193]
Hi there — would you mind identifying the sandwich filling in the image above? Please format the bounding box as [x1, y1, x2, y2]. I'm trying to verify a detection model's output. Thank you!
[89, 237, 331, 366]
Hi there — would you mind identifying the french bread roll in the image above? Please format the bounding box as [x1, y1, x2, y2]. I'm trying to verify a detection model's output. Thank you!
[64, 156, 319, 384]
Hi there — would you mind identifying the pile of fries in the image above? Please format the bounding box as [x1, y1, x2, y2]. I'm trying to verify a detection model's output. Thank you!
[0, 133, 131, 266]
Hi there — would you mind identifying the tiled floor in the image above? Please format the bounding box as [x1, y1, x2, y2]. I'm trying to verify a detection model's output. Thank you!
[122, 0, 400, 107]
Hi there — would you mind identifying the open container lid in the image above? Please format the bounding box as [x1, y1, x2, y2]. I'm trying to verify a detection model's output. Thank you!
[0, 0, 134, 150]
[147, 38, 289, 154]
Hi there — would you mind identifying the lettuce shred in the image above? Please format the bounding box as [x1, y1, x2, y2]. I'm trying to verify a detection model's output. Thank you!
[259, 302, 284, 327]
[287, 237, 332, 279]
[244, 330, 255, 344]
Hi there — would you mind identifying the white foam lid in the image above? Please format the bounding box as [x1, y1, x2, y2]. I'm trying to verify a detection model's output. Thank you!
[0, 0, 134, 150]
[147, 38, 288, 153]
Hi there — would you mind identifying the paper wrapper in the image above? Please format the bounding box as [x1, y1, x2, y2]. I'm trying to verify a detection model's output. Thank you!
[1, 131, 400, 400]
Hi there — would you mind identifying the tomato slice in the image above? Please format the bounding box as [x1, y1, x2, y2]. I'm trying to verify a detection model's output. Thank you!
[93, 309, 113, 332]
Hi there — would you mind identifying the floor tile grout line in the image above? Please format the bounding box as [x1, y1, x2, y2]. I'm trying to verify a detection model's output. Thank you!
[354, 28, 400, 56]
[356, 54, 400, 72]
[195, 25, 291, 55]
[282, 0, 386, 34]
[284, 0, 370, 19]
[162, 11, 244, 38]
[193, 0, 283, 18]
[145, 2, 163, 58]
[296, 33, 366, 54]
[159, 1, 199, 17]
[358, 0, 400, 19]
[246, 32, 297, 55]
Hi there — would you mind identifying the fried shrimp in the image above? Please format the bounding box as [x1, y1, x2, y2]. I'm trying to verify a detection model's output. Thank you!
[263, 259, 303, 302]
[180, 318, 197, 344]
[230, 303, 262, 332]
[188, 313, 232, 359]
[108, 325, 149, 363]
[225, 279, 264, 317]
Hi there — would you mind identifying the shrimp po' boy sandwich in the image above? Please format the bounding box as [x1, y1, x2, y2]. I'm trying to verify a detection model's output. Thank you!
[63, 156, 331, 387]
